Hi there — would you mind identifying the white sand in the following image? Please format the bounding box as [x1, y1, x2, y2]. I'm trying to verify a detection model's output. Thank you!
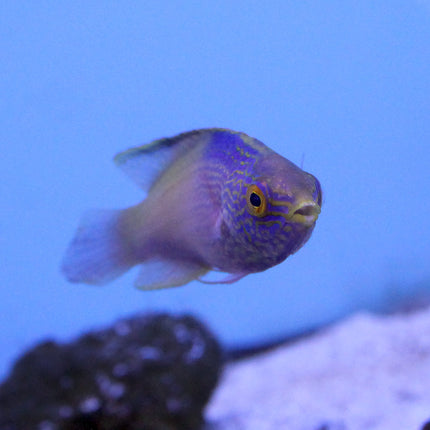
[206, 308, 430, 430]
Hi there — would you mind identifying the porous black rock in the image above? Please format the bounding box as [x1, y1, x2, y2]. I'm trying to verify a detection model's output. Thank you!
[0, 313, 223, 430]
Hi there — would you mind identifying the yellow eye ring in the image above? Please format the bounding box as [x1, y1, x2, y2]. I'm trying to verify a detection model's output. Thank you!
[246, 184, 267, 217]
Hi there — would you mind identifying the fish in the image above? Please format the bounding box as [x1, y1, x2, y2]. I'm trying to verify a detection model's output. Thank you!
[61, 128, 322, 290]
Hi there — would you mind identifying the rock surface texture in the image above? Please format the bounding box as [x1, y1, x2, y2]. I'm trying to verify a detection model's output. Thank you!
[205, 308, 430, 430]
[0, 313, 222, 430]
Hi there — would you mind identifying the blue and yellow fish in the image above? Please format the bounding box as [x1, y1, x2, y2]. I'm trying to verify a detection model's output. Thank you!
[62, 128, 322, 289]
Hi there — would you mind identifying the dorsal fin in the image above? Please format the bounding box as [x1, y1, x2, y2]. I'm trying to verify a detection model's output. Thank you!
[113, 128, 229, 191]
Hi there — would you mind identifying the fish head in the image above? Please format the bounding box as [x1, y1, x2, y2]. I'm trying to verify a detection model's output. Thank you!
[220, 152, 322, 272]
[255, 153, 322, 226]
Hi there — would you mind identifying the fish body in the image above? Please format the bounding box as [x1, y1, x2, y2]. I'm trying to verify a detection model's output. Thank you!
[62, 128, 322, 289]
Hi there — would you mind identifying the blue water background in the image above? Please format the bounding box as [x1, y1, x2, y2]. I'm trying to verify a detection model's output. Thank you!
[1, 1, 430, 377]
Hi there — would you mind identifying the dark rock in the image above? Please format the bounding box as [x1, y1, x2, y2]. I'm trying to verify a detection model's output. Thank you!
[0, 313, 223, 430]
[421, 420, 430, 430]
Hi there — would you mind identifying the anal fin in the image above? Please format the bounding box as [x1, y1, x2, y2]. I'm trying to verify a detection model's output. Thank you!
[135, 259, 209, 290]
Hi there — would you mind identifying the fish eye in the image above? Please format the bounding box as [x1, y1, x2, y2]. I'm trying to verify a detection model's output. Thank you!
[250, 192, 261, 207]
[246, 184, 267, 217]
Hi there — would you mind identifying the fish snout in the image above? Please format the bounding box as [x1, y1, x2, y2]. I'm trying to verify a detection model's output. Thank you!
[290, 201, 321, 226]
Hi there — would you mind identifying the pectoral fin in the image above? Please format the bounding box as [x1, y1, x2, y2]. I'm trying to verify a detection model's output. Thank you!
[135, 259, 209, 290]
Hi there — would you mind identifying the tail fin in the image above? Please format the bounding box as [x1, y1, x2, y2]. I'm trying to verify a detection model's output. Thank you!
[61, 209, 134, 285]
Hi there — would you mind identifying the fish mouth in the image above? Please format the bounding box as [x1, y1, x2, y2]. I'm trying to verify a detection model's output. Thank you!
[289, 200, 321, 226]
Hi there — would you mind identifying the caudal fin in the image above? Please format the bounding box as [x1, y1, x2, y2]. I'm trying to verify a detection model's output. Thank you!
[61, 209, 134, 285]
